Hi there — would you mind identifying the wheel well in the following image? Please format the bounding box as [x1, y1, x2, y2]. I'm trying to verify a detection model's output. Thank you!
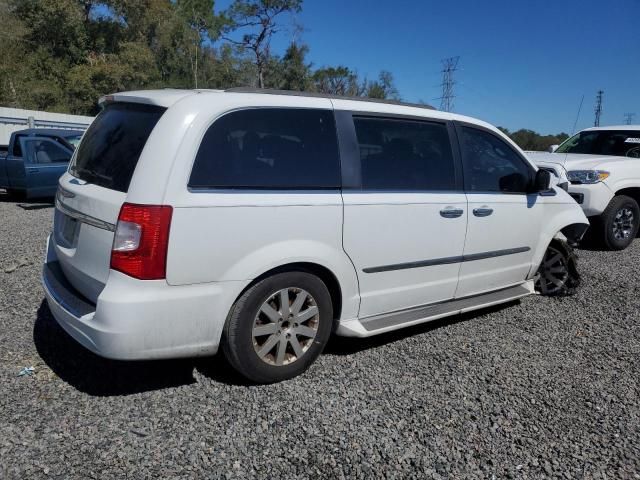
[560, 223, 590, 245]
[615, 187, 640, 206]
[549, 237, 568, 254]
[243, 263, 342, 324]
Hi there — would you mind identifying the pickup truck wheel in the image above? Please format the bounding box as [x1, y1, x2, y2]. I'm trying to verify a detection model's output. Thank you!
[222, 272, 333, 384]
[534, 241, 579, 296]
[600, 195, 639, 251]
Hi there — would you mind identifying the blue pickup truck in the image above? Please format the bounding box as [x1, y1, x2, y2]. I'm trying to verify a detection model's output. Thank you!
[0, 128, 84, 198]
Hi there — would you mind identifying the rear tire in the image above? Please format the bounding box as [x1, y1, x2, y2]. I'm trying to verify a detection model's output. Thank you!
[599, 195, 639, 251]
[221, 272, 333, 383]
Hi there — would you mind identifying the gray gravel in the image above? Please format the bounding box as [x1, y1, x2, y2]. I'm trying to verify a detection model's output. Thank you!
[1, 195, 639, 479]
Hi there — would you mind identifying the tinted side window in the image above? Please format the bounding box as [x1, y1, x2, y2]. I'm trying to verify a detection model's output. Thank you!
[353, 117, 456, 191]
[459, 127, 532, 193]
[189, 108, 340, 189]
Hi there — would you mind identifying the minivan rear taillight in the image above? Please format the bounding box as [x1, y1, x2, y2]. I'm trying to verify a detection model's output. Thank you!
[110, 203, 173, 280]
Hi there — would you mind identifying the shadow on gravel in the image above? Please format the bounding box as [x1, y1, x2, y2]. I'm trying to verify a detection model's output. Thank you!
[18, 203, 54, 210]
[0, 192, 54, 209]
[324, 300, 518, 356]
[194, 356, 253, 387]
[33, 300, 199, 396]
[33, 298, 520, 391]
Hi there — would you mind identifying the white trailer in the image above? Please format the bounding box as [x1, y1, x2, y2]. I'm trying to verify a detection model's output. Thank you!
[0, 107, 93, 145]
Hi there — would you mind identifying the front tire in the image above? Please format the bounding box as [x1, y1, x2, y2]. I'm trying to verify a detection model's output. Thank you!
[535, 241, 580, 296]
[599, 195, 639, 251]
[222, 272, 333, 383]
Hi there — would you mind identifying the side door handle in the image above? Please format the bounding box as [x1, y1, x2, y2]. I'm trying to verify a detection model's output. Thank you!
[440, 207, 464, 218]
[27, 167, 40, 173]
[473, 207, 493, 217]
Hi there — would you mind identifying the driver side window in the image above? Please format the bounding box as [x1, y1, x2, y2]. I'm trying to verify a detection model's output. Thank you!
[23, 139, 71, 164]
[459, 126, 532, 193]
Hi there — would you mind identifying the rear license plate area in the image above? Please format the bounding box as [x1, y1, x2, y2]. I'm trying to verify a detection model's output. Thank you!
[61, 215, 79, 243]
[54, 209, 79, 247]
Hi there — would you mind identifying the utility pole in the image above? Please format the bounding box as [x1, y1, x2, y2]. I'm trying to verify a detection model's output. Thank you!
[439, 56, 459, 112]
[624, 113, 636, 125]
[594, 90, 603, 127]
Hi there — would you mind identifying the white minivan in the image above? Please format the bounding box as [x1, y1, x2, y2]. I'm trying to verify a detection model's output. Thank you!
[43, 89, 589, 382]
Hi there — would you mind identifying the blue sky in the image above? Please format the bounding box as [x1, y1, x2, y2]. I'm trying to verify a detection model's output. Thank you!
[216, 0, 640, 134]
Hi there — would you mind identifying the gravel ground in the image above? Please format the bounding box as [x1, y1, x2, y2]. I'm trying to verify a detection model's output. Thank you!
[0, 195, 639, 479]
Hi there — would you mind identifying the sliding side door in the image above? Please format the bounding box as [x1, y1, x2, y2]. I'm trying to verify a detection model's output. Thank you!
[339, 111, 467, 318]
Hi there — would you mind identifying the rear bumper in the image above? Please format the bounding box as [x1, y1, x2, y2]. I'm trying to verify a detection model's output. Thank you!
[42, 235, 244, 360]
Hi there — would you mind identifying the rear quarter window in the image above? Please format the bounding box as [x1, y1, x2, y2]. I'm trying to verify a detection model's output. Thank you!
[69, 103, 166, 192]
[189, 108, 341, 189]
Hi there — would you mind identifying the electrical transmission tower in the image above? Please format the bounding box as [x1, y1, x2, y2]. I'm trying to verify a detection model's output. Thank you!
[439, 56, 459, 112]
[624, 113, 636, 125]
[594, 90, 603, 127]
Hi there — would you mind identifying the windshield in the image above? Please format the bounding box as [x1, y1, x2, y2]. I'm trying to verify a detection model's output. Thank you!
[69, 102, 166, 192]
[556, 130, 640, 158]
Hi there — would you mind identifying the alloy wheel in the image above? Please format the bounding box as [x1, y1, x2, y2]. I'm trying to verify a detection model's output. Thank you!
[613, 207, 634, 240]
[535, 246, 570, 295]
[252, 288, 320, 366]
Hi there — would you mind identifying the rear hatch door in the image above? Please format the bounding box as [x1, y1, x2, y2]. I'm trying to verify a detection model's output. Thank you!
[52, 102, 166, 303]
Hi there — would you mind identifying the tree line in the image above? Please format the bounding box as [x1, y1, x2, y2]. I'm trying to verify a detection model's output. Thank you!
[0, 0, 563, 151]
[498, 127, 569, 152]
[0, 0, 399, 115]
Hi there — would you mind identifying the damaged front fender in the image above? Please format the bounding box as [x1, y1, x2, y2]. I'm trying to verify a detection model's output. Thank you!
[561, 223, 590, 246]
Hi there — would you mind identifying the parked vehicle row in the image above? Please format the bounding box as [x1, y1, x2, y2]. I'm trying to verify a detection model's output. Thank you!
[41, 89, 589, 382]
[0, 128, 83, 198]
[530, 126, 640, 250]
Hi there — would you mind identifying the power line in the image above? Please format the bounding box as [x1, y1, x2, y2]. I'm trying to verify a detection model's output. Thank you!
[571, 95, 585, 135]
[624, 113, 636, 125]
[438, 56, 459, 112]
[594, 90, 603, 127]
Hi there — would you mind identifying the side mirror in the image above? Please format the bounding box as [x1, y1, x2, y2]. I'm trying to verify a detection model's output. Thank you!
[533, 169, 552, 192]
[548, 144, 559, 153]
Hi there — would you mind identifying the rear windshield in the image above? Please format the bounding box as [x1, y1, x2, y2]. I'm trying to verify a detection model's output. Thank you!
[69, 102, 166, 192]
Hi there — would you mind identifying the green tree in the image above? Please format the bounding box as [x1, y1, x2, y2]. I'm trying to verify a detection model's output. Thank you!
[0, 0, 411, 115]
[0, 0, 29, 107]
[365, 71, 399, 100]
[278, 42, 312, 91]
[222, 0, 303, 88]
[67, 42, 160, 114]
[312, 66, 364, 96]
[13, 0, 88, 63]
[499, 127, 570, 151]
[176, 0, 224, 87]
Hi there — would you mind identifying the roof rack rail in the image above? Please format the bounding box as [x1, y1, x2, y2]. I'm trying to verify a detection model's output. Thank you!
[224, 87, 435, 111]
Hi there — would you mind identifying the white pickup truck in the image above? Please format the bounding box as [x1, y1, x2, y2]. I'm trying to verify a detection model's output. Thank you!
[529, 126, 640, 250]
